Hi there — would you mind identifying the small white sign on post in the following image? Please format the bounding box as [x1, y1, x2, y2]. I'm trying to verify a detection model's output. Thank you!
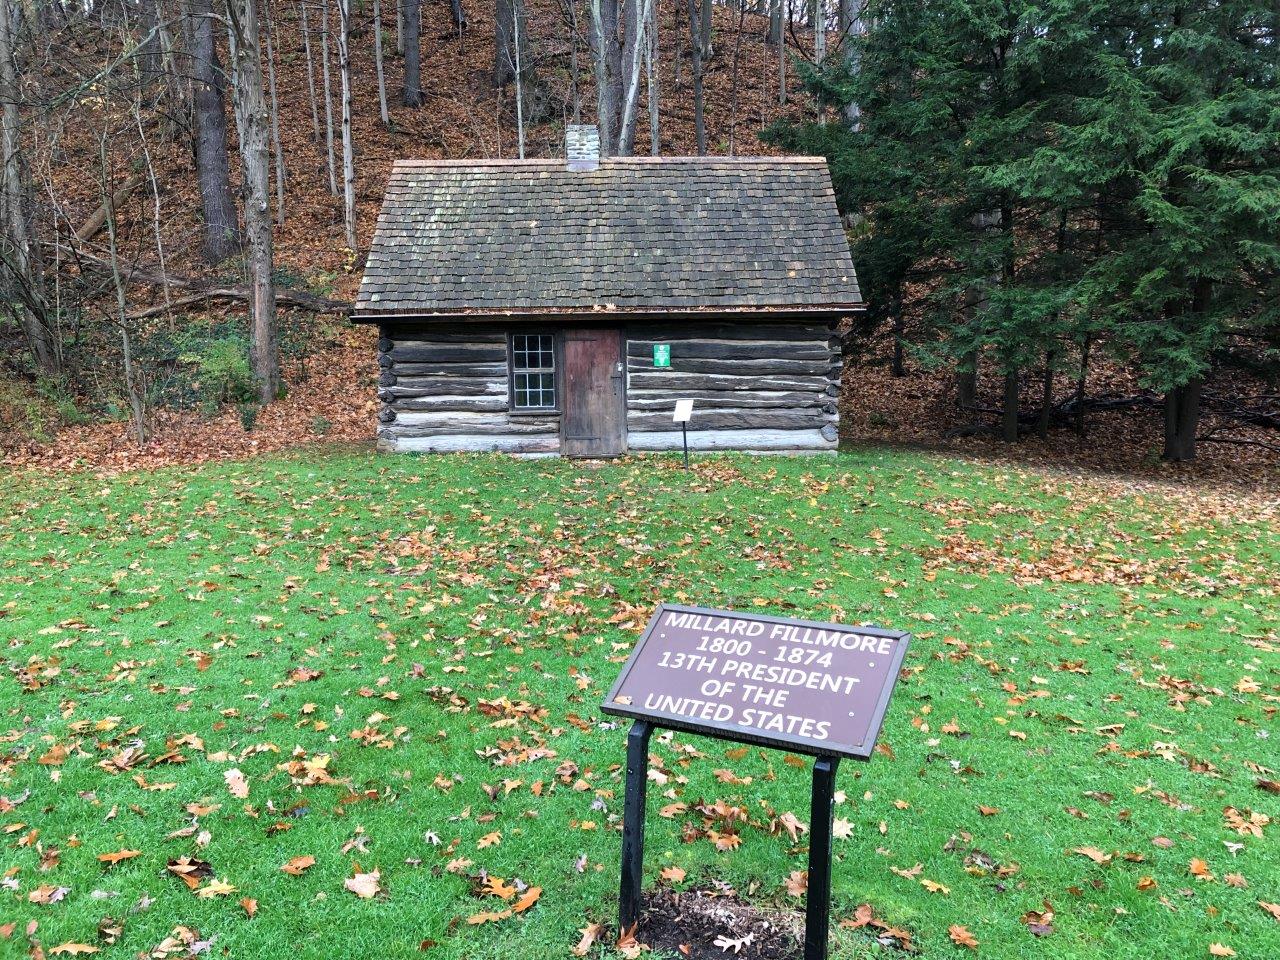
[673, 399, 694, 423]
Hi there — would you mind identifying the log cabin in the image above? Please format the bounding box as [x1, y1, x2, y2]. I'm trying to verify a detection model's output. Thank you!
[351, 126, 862, 456]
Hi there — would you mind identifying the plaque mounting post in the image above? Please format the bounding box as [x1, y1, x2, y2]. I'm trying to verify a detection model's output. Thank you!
[804, 755, 840, 960]
[619, 719, 654, 935]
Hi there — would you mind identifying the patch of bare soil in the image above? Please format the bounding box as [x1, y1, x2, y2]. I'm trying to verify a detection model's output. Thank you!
[635, 888, 804, 960]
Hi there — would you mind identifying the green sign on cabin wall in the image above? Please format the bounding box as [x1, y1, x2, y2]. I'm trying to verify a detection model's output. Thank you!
[653, 344, 671, 367]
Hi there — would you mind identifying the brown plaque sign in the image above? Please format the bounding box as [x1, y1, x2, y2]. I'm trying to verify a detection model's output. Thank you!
[601, 604, 910, 760]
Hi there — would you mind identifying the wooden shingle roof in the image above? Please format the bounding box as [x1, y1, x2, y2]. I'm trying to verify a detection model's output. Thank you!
[352, 157, 861, 320]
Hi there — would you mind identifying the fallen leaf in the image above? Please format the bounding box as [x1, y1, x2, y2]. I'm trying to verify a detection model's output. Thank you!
[345, 869, 382, 899]
[50, 946, 99, 956]
[1071, 846, 1112, 865]
[948, 925, 978, 949]
[660, 866, 687, 883]
[512, 887, 541, 914]
[571, 923, 604, 956]
[281, 855, 315, 876]
[224, 768, 249, 800]
[784, 870, 807, 897]
[1208, 945, 1236, 957]
[240, 898, 257, 918]
[96, 849, 141, 867]
[1258, 901, 1280, 921]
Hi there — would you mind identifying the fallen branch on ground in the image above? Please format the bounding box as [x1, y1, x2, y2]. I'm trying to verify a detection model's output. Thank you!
[51, 239, 353, 316]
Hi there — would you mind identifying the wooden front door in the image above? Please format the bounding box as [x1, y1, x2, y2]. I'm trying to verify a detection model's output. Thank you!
[561, 329, 626, 457]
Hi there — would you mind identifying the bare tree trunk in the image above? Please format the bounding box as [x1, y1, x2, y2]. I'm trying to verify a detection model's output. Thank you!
[838, 0, 863, 128]
[768, 0, 781, 45]
[1037, 352, 1053, 438]
[1162, 378, 1202, 462]
[727, 0, 746, 154]
[226, 0, 279, 404]
[590, 0, 623, 155]
[373, 0, 390, 125]
[335, 0, 357, 249]
[320, 0, 339, 193]
[617, 0, 651, 155]
[189, 0, 240, 263]
[891, 311, 905, 377]
[301, 2, 322, 140]
[686, 0, 706, 154]
[0, 0, 56, 376]
[263, 0, 286, 225]
[133, 106, 173, 317]
[812, 0, 825, 67]
[396, 0, 404, 53]
[99, 135, 146, 445]
[1002, 369, 1019, 443]
[645, 0, 658, 154]
[496, 0, 537, 134]
[513, 4, 525, 157]
[561, 0, 582, 122]
[776, 0, 786, 105]
[402, 0, 422, 106]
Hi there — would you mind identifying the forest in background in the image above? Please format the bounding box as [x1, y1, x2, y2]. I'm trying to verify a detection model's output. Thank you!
[0, 0, 1276, 484]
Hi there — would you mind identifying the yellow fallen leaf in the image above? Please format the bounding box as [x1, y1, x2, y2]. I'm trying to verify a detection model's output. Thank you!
[467, 909, 512, 925]
[1208, 944, 1236, 957]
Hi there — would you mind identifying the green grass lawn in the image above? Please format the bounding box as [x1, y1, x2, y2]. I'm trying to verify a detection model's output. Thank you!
[1, 448, 1277, 959]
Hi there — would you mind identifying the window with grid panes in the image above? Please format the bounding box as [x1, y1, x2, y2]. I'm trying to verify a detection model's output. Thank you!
[509, 333, 557, 410]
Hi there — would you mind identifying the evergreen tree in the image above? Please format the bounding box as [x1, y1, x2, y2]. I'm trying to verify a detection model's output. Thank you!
[769, 0, 1280, 458]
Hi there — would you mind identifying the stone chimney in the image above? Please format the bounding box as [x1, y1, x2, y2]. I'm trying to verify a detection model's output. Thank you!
[565, 124, 600, 172]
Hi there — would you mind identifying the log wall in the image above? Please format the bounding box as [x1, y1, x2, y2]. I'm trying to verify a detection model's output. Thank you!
[624, 322, 840, 453]
[376, 323, 561, 454]
[376, 321, 841, 455]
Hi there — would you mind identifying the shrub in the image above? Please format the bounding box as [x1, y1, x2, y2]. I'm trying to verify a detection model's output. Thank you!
[178, 335, 257, 410]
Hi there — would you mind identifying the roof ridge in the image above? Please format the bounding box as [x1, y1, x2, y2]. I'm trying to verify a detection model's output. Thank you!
[391, 156, 826, 169]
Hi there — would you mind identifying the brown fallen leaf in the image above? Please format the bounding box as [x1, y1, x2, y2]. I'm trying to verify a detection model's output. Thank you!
[1208, 944, 1236, 957]
[240, 898, 257, 918]
[96, 849, 141, 867]
[512, 887, 541, 914]
[785, 870, 807, 897]
[1071, 846, 1112, 865]
[571, 923, 604, 957]
[1137, 876, 1158, 892]
[1189, 859, 1215, 881]
[477, 831, 502, 849]
[50, 945, 99, 956]
[977, 805, 1000, 816]
[1258, 901, 1280, 921]
[482, 876, 517, 901]
[948, 925, 978, 949]
[660, 866, 686, 883]
[281, 855, 316, 876]
[1257, 779, 1280, 795]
